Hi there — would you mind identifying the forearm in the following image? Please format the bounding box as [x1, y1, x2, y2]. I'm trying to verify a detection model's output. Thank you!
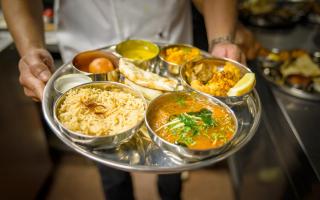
[1, 0, 45, 56]
[203, 0, 237, 47]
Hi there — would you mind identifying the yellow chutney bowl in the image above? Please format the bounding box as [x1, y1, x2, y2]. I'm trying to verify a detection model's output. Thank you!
[116, 39, 160, 70]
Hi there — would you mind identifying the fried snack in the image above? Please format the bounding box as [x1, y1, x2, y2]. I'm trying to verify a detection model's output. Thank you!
[190, 62, 241, 96]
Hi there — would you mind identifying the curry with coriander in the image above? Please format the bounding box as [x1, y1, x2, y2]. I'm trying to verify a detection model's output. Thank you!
[149, 93, 236, 150]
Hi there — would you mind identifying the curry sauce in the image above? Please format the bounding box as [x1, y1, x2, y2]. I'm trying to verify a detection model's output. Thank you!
[149, 94, 236, 150]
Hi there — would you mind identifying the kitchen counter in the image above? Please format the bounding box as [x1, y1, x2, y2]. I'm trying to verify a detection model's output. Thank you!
[273, 88, 320, 180]
[229, 23, 320, 200]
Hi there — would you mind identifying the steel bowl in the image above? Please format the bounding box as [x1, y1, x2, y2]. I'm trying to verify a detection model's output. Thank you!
[53, 74, 92, 96]
[145, 91, 238, 162]
[115, 40, 159, 71]
[158, 44, 202, 76]
[53, 81, 147, 149]
[72, 50, 120, 81]
[180, 57, 254, 105]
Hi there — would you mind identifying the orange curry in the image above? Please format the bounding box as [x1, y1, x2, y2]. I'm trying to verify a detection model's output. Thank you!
[149, 94, 236, 150]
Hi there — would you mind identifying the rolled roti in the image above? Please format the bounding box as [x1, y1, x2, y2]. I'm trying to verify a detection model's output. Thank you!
[124, 78, 163, 101]
[119, 58, 178, 91]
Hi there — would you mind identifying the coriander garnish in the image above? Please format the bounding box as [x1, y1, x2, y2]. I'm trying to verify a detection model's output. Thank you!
[155, 108, 217, 147]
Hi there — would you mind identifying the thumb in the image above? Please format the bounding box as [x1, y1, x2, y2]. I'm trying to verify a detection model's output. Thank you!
[29, 62, 52, 82]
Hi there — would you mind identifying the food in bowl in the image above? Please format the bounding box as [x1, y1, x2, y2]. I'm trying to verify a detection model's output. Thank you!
[147, 92, 236, 150]
[227, 73, 256, 96]
[161, 45, 201, 65]
[116, 40, 159, 61]
[56, 83, 145, 136]
[183, 58, 255, 97]
[160, 44, 202, 74]
[72, 50, 119, 74]
[88, 57, 114, 73]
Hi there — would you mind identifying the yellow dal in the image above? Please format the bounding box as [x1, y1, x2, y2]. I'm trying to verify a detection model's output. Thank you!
[121, 49, 156, 60]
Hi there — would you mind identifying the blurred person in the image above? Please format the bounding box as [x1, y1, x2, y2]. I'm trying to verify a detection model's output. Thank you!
[1, 0, 243, 199]
[234, 23, 261, 60]
[193, 0, 261, 60]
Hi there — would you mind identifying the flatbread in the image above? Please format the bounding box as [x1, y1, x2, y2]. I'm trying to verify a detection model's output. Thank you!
[124, 78, 163, 101]
[119, 58, 178, 91]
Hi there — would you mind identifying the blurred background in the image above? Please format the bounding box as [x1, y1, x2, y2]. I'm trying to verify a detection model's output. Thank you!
[0, 0, 320, 199]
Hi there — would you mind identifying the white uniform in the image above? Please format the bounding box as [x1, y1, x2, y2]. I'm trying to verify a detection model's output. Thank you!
[54, 0, 193, 62]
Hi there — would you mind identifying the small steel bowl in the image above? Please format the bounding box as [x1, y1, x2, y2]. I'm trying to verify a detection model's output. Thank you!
[159, 44, 202, 76]
[53, 81, 147, 149]
[53, 74, 92, 96]
[72, 50, 120, 81]
[145, 91, 238, 162]
[180, 57, 254, 105]
[115, 40, 159, 70]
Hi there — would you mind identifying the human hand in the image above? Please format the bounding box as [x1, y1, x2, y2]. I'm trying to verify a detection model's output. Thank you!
[18, 48, 54, 101]
[234, 24, 261, 60]
[211, 42, 246, 65]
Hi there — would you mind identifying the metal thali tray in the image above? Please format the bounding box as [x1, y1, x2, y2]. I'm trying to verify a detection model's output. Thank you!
[257, 49, 320, 101]
[238, 0, 312, 28]
[42, 45, 262, 173]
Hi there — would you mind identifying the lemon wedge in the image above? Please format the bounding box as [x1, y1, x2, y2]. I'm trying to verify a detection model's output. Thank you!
[227, 73, 255, 96]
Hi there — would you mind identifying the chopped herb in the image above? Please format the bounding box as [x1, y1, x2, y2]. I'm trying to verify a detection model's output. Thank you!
[155, 108, 217, 147]
[211, 132, 227, 145]
[188, 108, 216, 127]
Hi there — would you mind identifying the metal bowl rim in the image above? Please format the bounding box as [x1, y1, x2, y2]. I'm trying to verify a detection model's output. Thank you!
[71, 50, 120, 75]
[115, 39, 160, 61]
[159, 43, 201, 66]
[53, 73, 93, 94]
[179, 57, 255, 99]
[53, 81, 147, 139]
[144, 91, 239, 153]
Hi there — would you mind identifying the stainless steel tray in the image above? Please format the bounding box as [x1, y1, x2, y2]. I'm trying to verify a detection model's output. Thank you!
[42, 45, 262, 173]
[257, 51, 320, 101]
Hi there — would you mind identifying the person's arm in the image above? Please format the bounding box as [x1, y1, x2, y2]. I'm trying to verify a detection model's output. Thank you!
[1, 0, 53, 101]
[202, 0, 245, 63]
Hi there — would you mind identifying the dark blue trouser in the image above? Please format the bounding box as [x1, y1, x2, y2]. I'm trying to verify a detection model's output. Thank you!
[97, 164, 182, 200]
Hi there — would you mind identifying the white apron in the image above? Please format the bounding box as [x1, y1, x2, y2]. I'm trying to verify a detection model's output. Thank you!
[54, 0, 193, 62]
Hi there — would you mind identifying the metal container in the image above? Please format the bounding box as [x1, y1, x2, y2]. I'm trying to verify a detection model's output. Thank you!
[115, 40, 159, 70]
[53, 81, 147, 149]
[42, 43, 262, 172]
[180, 57, 254, 105]
[257, 49, 320, 101]
[159, 44, 202, 76]
[53, 74, 92, 96]
[145, 91, 238, 161]
[72, 50, 120, 81]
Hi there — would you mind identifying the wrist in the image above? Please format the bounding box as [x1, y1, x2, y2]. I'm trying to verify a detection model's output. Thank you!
[20, 42, 46, 57]
[209, 35, 235, 52]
